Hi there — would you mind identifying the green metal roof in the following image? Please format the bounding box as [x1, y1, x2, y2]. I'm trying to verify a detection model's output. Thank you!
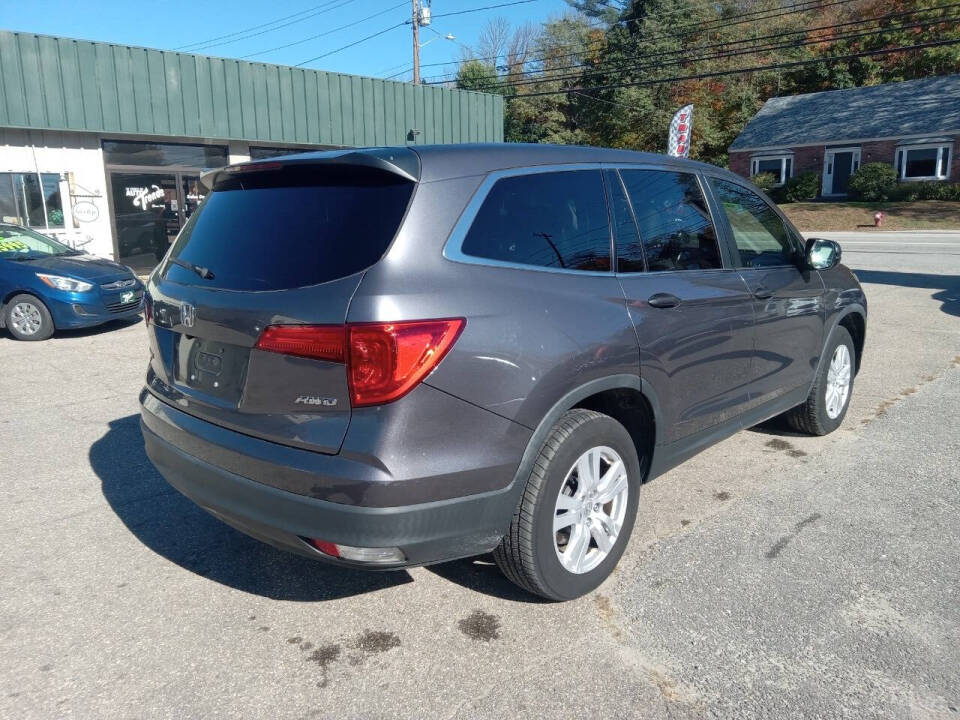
[0, 30, 504, 146]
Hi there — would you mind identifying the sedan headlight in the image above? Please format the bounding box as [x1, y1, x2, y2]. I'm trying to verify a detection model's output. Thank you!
[36, 273, 94, 292]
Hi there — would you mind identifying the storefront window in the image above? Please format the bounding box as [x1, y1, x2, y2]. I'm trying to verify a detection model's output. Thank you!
[102, 140, 228, 168]
[0, 172, 65, 229]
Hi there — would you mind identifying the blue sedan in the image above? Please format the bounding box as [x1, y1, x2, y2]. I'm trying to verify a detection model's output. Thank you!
[0, 223, 144, 340]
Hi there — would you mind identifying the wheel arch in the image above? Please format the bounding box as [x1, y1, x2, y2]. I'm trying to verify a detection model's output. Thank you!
[814, 304, 866, 384]
[1, 289, 53, 329]
[510, 375, 662, 494]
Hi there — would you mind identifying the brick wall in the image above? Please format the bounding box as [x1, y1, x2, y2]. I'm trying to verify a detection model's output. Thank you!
[729, 151, 750, 178]
[860, 140, 898, 167]
[792, 146, 823, 176]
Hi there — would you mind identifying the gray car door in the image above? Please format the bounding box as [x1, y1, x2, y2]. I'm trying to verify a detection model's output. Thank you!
[610, 167, 757, 444]
[704, 176, 825, 409]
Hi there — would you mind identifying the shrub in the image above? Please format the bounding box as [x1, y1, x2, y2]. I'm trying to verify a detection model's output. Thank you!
[779, 171, 820, 203]
[889, 181, 960, 202]
[848, 163, 898, 201]
[750, 172, 777, 192]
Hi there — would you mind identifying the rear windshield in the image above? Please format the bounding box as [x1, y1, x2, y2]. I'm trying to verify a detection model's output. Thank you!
[163, 165, 414, 291]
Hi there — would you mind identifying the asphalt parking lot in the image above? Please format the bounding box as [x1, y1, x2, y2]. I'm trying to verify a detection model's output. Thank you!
[1, 231, 958, 719]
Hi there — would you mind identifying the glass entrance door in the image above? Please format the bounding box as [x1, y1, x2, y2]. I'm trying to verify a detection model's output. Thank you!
[110, 172, 208, 273]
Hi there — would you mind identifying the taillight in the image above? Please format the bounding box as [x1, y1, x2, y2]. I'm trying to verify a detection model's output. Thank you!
[255, 318, 464, 407]
[347, 319, 464, 407]
[255, 325, 345, 363]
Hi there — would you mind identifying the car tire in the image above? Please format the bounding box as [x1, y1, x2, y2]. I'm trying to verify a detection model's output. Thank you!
[494, 409, 641, 601]
[785, 326, 855, 436]
[4, 294, 55, 341]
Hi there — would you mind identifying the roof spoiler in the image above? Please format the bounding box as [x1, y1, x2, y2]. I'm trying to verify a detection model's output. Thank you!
[200, 147, 421, 191]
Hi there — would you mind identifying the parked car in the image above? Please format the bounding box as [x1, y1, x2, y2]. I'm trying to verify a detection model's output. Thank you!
[0, 223, 144, 340]
[140, 145, 866, 600]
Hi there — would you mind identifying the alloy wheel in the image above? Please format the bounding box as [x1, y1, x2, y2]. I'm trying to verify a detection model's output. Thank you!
[825, 344, 852, 419]
[553, 445, 629, 574]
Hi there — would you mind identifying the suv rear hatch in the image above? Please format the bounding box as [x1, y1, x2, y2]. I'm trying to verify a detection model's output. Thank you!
[144, 149, 419, 454]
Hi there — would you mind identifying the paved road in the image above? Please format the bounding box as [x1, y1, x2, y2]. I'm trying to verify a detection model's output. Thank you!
[1, 233, 958, 719]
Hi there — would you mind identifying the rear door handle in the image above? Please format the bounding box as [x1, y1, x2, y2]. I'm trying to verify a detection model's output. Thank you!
[752, 286, 774, 300]
[647, 293, 681, 309]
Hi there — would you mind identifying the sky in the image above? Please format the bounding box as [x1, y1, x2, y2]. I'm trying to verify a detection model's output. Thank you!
[4, 0, 573, 83]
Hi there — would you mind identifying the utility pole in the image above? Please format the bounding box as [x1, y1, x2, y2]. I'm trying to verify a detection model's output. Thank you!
[412, 0, 420, 85]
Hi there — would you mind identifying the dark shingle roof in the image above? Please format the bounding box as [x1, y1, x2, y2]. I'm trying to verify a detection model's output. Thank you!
[729, 75, 960, 151]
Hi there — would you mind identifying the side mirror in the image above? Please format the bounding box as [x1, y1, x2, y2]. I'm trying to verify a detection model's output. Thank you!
[805, 237, 841, 270]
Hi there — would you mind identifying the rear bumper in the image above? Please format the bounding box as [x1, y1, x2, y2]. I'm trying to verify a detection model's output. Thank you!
[140, 394, 523, 568]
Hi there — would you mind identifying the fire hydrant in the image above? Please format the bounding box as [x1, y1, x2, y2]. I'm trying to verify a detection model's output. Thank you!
[874, 210, 884, 227]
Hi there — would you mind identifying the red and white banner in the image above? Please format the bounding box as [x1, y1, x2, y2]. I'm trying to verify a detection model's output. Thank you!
[667, 104, 694, 158]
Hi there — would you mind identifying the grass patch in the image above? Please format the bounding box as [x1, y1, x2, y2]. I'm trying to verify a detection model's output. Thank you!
[780, 200, 960, 231]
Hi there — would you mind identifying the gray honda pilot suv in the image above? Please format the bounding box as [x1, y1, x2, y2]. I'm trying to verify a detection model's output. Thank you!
[140, 144, 866, 601]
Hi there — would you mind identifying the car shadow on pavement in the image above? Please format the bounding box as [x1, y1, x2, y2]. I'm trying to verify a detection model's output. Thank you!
[426, 557, 547, 603]
[852, 269, 959, 317]
[90, 415, 413, 601]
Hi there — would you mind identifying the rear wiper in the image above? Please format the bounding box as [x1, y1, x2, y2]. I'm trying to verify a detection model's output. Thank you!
[170, 257, 215, 280]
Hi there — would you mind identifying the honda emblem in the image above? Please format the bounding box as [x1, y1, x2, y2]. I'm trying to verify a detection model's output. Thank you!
[181, 302, 196, 328]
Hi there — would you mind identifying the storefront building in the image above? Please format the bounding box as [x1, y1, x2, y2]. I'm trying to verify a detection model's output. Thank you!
[0, 31, 504, 271]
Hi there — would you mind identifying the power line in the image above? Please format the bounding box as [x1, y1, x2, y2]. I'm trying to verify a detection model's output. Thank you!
[175, 0, 352, 53]
[455, 11, 960, 92]
[241, 1, 409, 59]
[430, 0, 543, 20]
[423, 0, 851, 83]
[294, 21, 408, 67]
[506, 38, 960, 99]
[432, 1, 959, 85]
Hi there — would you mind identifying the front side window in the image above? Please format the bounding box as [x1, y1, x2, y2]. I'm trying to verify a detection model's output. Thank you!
[0, 173, 65, 229]
[618, 169, 722, 272]
[709, 178, 798, 268]
[750, 156, 793, 186]
[460, 170, 612, 272]
[896, 145, 951, 179]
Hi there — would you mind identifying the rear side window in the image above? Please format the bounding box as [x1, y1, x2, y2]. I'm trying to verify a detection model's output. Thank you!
[460, 169, 611, 272]
[619, 169, 722, 272]
[163, 165, 414, 291]
[708, 178, 799, 268]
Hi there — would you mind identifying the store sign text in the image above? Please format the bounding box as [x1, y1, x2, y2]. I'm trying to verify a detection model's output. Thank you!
[126, 185, 165, 210]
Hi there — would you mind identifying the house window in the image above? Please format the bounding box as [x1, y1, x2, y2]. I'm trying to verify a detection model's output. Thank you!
[895, 144, 952, 180]
[0, 172, 65, 230]
[750, 155, 793, 186]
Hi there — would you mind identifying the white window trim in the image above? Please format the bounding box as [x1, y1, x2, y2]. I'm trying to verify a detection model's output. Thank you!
[895, 142, 953, 181]
[750, 154, 793, 186]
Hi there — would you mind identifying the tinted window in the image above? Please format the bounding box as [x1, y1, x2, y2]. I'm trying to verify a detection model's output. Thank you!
[619, 169, 721, 271]
[709, 178, 797, 268]
[461, 170, 611, 272]
[605, 170, 643, 272]
[103, 140, 228, 168]
[164, 165, 413, 291]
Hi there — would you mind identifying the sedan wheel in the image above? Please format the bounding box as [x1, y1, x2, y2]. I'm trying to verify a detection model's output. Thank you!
[4, 294, 55, 341]
[10, 301, 43, 336]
